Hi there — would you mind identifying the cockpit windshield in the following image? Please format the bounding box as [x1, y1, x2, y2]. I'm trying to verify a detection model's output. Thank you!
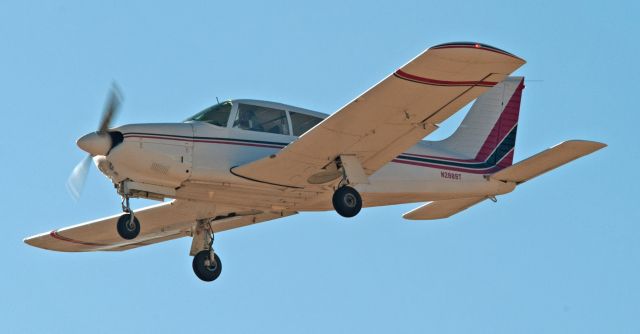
[184, 101, 232, 127]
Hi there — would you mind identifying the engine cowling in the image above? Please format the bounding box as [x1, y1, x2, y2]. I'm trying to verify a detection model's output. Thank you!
[100, 123, 194, 188]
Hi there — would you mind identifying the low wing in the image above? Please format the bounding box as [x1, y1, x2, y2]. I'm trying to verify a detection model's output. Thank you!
[24, 200, 295, 252]
[402, 197, 487, 220]
[491, 140, 606, 184]
[232, 42, 525, 188]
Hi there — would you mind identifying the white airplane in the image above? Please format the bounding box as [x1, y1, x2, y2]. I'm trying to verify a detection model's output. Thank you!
[25, 42, 605, 282]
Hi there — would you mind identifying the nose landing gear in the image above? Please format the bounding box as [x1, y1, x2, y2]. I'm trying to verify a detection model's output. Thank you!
[116, 195, 140, 240]
[116, 212, 140, 240]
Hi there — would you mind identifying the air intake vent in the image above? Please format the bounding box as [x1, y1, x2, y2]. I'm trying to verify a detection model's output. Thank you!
[108, 131, 124, 150]
[150, 162, 170, 175]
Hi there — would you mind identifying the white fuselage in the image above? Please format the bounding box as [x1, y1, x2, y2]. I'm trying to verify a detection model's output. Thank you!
[96, 119, 514, 213]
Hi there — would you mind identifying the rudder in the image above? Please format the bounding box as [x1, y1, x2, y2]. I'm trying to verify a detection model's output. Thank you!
[425, 76, 525, 169]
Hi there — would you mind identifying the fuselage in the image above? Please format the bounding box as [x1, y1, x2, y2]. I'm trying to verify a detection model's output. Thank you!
[91, 99, 514, 212]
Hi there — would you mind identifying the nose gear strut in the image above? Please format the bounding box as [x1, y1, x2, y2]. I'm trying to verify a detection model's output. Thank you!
[115, 183, 140, 240]
[121, 195, 131, 213]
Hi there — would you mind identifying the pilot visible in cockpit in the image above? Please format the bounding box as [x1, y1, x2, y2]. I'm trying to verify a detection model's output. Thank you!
[235, 109, 263, 131]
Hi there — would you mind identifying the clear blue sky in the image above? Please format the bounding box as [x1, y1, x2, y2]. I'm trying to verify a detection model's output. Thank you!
[1, 1, 638, 333]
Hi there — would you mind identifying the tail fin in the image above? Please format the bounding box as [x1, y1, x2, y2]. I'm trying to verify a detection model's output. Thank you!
[426, 76, 525, 169]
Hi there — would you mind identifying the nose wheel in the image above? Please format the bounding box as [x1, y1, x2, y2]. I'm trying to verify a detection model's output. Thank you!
[116, 213, 140, 239]
[332, 185, 362, 217]
[116, 194, 140, 240]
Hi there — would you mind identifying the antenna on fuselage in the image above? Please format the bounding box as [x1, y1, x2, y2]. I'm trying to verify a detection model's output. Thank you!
[216, 97, 220, 104]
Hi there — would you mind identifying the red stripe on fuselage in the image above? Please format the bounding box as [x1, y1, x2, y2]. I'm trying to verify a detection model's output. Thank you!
[401, 152, 477, 163]
[122, 131, 514, 169]
[191, 139, 283, 149]
[392, 146, 514, 174]
[124, 134, 285, 149]
[391, 159, 502, 174]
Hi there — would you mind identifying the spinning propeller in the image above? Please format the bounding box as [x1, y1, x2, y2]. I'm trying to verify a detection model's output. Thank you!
[66, 85, 123, 200]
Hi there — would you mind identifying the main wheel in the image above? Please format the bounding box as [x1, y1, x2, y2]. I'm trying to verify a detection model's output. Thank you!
[192, 251, 222, 282]
[332, 186, 362, 218]
[116, 213, 140, 240]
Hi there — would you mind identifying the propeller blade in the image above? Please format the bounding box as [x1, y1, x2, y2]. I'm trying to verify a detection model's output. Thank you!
[97, 84, 122, 133]
[66, 155, 92, 200]
[67, 84, 123, 200]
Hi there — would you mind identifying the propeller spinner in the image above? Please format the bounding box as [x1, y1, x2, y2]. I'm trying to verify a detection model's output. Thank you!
[66, 85, 123, 200]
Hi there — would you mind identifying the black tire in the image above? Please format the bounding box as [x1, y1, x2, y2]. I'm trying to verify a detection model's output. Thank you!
[192, 251, 222, 282]
[332, 186, 362, 218]
[116, 213, 140, 240]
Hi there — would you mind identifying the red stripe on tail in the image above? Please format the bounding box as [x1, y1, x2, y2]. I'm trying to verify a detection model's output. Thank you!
[473, 80, 525, 163]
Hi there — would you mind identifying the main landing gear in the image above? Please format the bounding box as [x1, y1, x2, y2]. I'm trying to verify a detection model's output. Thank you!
[332, 185, 362, 218]
[190, 220, 222, 282]
[330, 155, 366, 218]
[116, 195, 140, 240]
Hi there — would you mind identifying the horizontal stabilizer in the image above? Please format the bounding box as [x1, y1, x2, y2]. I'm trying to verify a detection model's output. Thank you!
[491, 140, 606, 184]
[403, 197, 487, 220]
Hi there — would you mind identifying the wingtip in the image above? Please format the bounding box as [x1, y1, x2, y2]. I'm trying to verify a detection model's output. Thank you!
[596, 141, 607, 148]
[430, 41, 525, 63]
[23, 232, 47, 248]
[558, 140, 607, 152]
[401, 213, 416, 220]
[594, 142, 607, 150]
[23, 230, 81, 252]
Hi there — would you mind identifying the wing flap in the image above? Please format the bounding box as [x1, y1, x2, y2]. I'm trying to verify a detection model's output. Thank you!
[491, 140, 606, 184]
[209, 211, 296, 233]
[232, 43, 525, 188]
[403, 197, 487, 220]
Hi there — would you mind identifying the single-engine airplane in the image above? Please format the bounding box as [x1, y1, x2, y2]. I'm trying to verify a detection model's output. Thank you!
[25, 42, 605, 282]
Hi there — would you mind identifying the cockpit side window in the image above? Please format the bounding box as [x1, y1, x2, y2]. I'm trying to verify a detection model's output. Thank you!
[233, 104, 290, 135]
[184, 101, 232, 127]
[290, 111, 323, 136]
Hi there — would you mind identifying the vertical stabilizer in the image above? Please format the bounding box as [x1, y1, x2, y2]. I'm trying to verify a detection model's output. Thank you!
[426, 76, 524, 169]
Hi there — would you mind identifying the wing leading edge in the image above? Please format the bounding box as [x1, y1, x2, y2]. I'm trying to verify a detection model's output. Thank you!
[232, 42, 526, 188]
